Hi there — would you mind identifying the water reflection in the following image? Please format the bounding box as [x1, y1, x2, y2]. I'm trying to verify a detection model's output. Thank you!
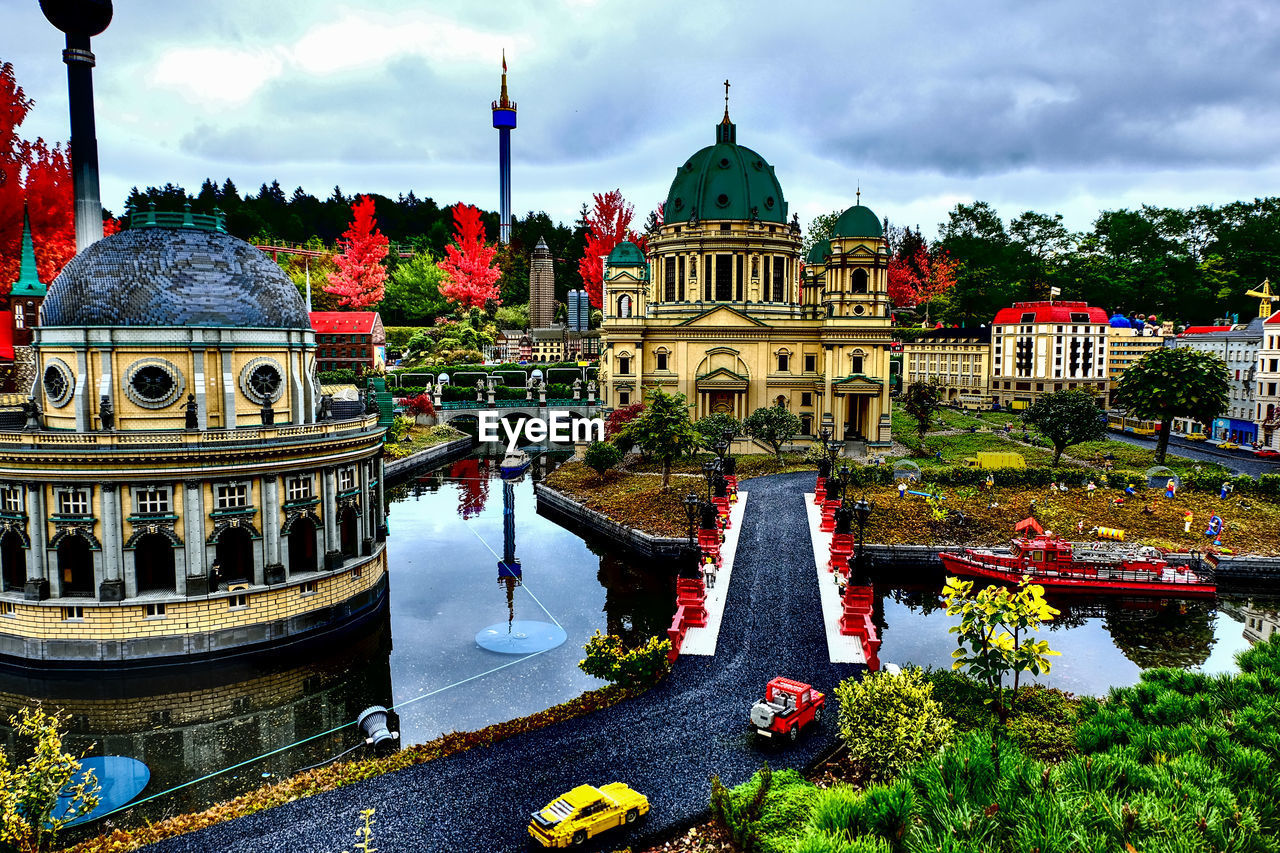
[868, 565, 1273, 693]
[0, 613, 393, 832]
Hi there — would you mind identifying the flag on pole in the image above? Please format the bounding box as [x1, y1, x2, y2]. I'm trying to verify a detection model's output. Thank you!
[1049, 287, 1061, 296]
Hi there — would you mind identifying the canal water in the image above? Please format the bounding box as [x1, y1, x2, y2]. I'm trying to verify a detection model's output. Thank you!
[1, 454, 1276, 832]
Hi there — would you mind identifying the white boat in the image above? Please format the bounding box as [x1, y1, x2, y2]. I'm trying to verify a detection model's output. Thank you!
[500, 449, 531, 479]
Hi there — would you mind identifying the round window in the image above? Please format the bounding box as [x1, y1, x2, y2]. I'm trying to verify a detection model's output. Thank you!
[43, 365, 69, 404]
[765, 196, 776, 209]
[673, 197, 684, 211]
[249, 364, 282, 400]
[853, 304, 866, 315]
[716, 193, 730, 207]
[719, 157, 731, 168]
[131, 365, 174, 402]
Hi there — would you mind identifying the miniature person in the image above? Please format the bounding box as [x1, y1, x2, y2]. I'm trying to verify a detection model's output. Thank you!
[935, 450, 943, 462]
[1165, 478, 1176, 499]
[183, 393, 199, 429]
[319, 394, 333, 421]
[985, 473, 994, 490]
[898, 482, 908, 499]
[1220, 481, 1232, 500]
[1087, 480, 1097, 497]
[1183, 511, 1194, 533]
[1077, 518, 1085, 534]
[1125, 483, 1137, 497]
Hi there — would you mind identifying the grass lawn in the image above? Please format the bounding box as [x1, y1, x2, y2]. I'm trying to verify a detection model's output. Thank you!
[384, 424, 467, 460]
[854, 481, 1280, 553]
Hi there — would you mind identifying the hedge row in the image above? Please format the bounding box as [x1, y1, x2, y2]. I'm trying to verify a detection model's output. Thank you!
[390, 362, 594, 384]
[392, 383, 575, 402]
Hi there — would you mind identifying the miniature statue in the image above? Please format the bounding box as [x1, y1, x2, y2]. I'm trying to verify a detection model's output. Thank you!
[98, 395, 114, 431]
[318, 394, 333, 421]
[183, 393, 199, 429]
[21, 396, 40, 431]
[260, 400, 275, 426]
[365, 391, 379, 415]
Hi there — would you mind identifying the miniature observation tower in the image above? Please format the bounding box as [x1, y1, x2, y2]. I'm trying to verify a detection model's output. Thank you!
[492, 52, 517, 244]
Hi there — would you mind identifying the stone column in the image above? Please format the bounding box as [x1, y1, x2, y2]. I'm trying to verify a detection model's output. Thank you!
[24, 484, 48, 601]
[99, 484, 125, 601]
[180, 481, 207, 595]
[289, 349, 305, 426]
[375, 453, 387, 541]
[322, 467, 340, 569]
[193, 350, 209, 430]
[262, 476, 285, 584]
[358, 461, 373, 556]
[74, 349, 91, 432]
[221, 348, 237, 429]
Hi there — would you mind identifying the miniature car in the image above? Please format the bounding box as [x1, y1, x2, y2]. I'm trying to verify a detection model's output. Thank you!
[1217, 441, 1240, 450]
[1185, 431, 1208, 442]
[528, 783, 649, 848]
[750, 677, 825, 743]
[1253, 448, 1280, 458]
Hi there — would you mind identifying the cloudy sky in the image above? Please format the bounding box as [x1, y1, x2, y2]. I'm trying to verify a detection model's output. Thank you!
[5, 0, 1280, 237]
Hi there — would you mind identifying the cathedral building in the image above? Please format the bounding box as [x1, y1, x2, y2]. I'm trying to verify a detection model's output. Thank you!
[600, 106, 893, 448]
[0, 210, 388, 666]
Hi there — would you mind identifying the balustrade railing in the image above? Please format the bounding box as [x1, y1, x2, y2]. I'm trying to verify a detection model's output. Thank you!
[0, 415, 381, 449]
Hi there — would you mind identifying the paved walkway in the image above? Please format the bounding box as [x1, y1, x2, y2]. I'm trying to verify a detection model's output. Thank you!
[147, 471, 861, 853]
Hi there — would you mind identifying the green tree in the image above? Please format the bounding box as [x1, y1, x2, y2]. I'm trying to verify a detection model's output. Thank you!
[582, 440, 622, 482]
[694, 412, 742, 451]
[383, 252, 449, 324]
[494, 303, 529, 330]
[802, 207, 844, 256]
[617, 387, 699, 489]
[0, 707, 100, 853]
[1021, 389, 1107, 465]
[744, 404, 802, 463]
[900, 379, 944, 446]
[942, 576, 1061, 721]
[1112, 346, 1229, 463]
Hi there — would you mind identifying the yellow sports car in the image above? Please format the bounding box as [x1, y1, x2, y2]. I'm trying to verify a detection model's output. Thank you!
[528, 783, 649, 847]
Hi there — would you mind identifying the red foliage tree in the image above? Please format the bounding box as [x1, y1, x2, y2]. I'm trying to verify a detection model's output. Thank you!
[0, 62, 77, 288]
[403, 393, 435, 417]
[324, 195, 389, 309]
[888, 244, 958, 324]
[578, 189, 647, 307]
[605, 402, 644, 439]
[438, 203, 501, 310]
[448, 457, 490, 519]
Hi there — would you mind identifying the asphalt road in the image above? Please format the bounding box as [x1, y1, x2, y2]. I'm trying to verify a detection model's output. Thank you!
[146, 471, 860, 853]
[1105, 431, 1280, 478]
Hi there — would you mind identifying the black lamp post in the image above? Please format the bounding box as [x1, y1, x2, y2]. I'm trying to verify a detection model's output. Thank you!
[702, 458, 720, 501]
[851, 498, 873, 586]
[838, 464, 852, 503]
[684, 493, 701, 546]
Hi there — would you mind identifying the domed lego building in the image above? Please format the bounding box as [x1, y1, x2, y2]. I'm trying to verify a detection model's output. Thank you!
[0, 210, 389, 666]
[601, 104, 893, 446]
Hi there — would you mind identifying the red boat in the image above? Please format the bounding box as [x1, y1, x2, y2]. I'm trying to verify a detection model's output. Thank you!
[939, 534, 1216, 598]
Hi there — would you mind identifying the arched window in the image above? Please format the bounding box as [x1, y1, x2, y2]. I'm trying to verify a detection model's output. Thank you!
[851, 351, 865, 374]
[57, 536, 94, 597]
[289, 516, 319, 575]
[215, 527, 255, 583]
[340, 507, 360, 558]
[1, 531, 25, 592]
[775, 395, 788, 409]
[617, 294, 633, 318]
[851, 269, 869, 294]
[134, 533, 176, 593]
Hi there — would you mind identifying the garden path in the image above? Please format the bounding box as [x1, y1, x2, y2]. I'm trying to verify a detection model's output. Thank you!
[145, 471, 861, 853]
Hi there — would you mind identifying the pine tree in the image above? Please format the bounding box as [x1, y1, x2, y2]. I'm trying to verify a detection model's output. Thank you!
[437, 203, 501, 310]
[323, 195, 388, 310]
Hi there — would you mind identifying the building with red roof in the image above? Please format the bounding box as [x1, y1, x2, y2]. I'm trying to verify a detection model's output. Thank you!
[989, 300, 1111, 409]
[310, 312, 385, 374]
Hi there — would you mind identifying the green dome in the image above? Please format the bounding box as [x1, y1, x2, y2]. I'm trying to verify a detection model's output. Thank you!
[608, 240, 646, 266]
[832, 204, 882, 239]
[805, 239, 831, 265]
[664, 119, 788, 225]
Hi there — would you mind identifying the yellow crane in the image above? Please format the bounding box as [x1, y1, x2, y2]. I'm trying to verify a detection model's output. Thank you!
[1246, 278, 1276, 319]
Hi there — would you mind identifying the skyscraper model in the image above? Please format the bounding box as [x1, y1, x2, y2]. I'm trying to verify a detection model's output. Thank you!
[492, 52, 517, 244]
[531, 236, 555, 328]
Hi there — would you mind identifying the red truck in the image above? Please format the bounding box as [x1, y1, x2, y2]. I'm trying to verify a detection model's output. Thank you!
[750, 677, 825, 743]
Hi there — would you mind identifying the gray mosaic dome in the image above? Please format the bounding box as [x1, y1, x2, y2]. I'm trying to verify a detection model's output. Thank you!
[41, 227, 311, 329]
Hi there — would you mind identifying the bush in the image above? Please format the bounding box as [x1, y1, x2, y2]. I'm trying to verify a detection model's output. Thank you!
[577, 632, 671, 687]
[386, 415, 413, 444]
[0, 707, 100, 853]
[833, 668, 954, 784]
[582, 441, 622, 481]
[713, 766, 818, 853]
[319, 368, 360, 385]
